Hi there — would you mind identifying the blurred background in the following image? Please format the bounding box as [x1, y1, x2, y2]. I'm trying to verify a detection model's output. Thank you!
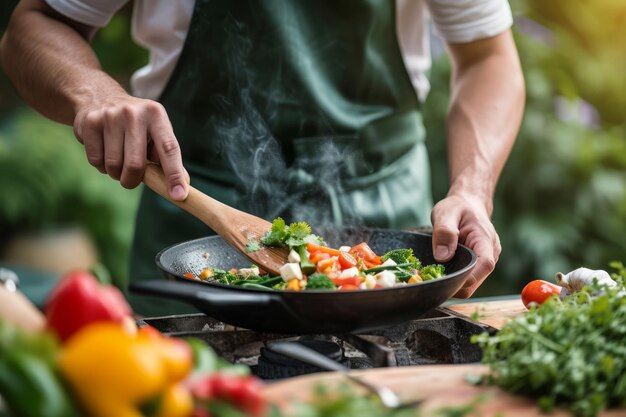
[1, 0, 625, 304]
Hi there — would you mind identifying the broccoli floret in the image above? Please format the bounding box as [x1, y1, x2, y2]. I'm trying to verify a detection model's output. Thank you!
[306, 273, 337, 290]
[381, 249, 421, 270]
[420, 264, 445, 281]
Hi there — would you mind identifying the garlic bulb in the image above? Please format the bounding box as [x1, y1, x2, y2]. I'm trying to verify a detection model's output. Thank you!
[555, 267, 616, 292]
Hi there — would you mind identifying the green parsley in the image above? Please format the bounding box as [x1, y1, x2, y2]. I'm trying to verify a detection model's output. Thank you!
[473, 263, 626, 417]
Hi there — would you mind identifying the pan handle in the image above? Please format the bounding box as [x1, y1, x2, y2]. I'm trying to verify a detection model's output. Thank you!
[129, 280, 276, 308]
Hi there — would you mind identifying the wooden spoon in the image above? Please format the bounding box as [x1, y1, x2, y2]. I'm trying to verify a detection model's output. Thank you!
[142, 164, 288, 276]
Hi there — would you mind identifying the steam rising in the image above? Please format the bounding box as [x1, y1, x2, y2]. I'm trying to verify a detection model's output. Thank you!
[213, 16, 362, 228]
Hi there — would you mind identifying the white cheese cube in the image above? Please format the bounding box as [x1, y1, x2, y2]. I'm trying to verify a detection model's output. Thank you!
[338, 246, 351, 253]
[340, 267, 359, 278]
[280, 263, 303, 282]
[364, 275, 377, 289]
[381, 258, 397, 267]
[288, 249, 301, 264]
[238, 266, 260, 278]
[375, 270, 396, 288]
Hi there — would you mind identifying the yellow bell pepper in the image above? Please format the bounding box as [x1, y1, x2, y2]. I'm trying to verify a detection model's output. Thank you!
[58, 323, 193, 417]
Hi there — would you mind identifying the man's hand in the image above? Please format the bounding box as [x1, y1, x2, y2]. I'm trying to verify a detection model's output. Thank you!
[431, 193, 501, 298]
[74, 95, 188, 200]
[0, 0, 188, 201]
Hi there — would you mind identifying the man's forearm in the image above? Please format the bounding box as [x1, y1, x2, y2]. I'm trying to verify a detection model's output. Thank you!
[0, 0, 125, 124]
[446, 30, 525, 214]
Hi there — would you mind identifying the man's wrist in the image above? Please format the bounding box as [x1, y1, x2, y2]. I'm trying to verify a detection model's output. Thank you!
[446, 179, 494, 217]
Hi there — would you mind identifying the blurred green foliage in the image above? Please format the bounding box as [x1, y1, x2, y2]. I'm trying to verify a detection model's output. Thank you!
[1, 1, 625, 296]
[0, 111, 139, 289]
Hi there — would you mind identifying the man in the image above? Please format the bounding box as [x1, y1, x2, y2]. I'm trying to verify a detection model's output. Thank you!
[1, 0, 524, 315]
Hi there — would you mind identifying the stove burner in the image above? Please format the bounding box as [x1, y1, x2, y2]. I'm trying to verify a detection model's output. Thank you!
[137, 307, 496, 380]
[256, 340, 350, 380]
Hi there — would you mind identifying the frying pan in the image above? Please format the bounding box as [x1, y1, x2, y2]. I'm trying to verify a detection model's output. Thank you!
[129, 228, 476, 334]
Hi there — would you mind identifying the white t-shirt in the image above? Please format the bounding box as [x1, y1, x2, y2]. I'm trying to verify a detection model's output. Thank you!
[47, 0, 513, 102]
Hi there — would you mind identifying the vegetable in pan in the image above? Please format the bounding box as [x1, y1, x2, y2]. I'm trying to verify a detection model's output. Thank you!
[185, 218, 446, 291]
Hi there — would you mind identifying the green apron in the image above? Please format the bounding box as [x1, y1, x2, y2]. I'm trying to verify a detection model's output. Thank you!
[128, 0, 433, 315]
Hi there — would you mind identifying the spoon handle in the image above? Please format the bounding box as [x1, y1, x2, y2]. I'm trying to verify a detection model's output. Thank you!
[142, 163, 229, 234]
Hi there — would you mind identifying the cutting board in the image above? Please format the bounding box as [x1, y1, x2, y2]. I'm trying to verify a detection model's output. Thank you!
[447, 298, 527, 330]
[262, 299, 625, 416]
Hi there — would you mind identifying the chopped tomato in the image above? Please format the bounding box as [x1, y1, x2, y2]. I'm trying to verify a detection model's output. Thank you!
[350, 242, 377, 261]
[183, 272, 195, 279]
[370, 255, 382, 265]
[339, 284, 359, 291]
[306, 243, 341, 257]
[331, 277, 362, 287]
[310, 252, 331, 264]
[338, 251, 357, 270]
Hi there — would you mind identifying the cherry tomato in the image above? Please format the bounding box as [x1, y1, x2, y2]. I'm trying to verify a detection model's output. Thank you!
[350, 242, 377, 261]
[521, 280, 562, 309]
[338, 251, 357, 269]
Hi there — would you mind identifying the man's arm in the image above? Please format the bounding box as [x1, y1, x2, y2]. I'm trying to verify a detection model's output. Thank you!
[431, 29, 525, 297]
[0, 0, 188, 199]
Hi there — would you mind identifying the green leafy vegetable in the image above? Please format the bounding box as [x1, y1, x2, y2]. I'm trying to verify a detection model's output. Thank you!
[473, 264, 626, 417]
[246, 240, 261, 253]
[306, 274, 337, 290]
[260, 218, 288, 247]
[211, 269, 239, 285]
[420, 264, 445, 281]
[260, 217, 324, 249]
[381, 249, 421, 270]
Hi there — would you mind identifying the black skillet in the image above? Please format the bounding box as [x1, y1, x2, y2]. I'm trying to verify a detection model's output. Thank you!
[129, 228, 477, 334]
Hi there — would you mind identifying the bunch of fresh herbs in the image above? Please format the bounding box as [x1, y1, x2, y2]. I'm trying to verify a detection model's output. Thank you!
[254, 218, 324, 251]
[473, 262, 626, 417]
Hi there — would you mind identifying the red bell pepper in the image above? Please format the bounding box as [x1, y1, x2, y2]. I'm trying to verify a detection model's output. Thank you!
[190, 373, 267, 417]
[45, 270, 132, 342]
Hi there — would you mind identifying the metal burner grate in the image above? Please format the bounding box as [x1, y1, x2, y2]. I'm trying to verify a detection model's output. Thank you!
[138, 307, 496, 379]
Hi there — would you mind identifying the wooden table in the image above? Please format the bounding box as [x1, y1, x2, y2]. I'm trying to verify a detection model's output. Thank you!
[263, 298, 625, 416]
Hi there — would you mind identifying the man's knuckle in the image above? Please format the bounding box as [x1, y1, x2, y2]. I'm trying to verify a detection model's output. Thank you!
[146, 101, 166, 117]
[482, 257, 496, 273]
[167, 172, 186, 184]
[105, 157, 122, 170]
[124, 158, 145, 173]
[87, 155, 102, 167]
[122, 105, 139, 122]
[83, 112, 103, 130]
[160, 139, 181, 156]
